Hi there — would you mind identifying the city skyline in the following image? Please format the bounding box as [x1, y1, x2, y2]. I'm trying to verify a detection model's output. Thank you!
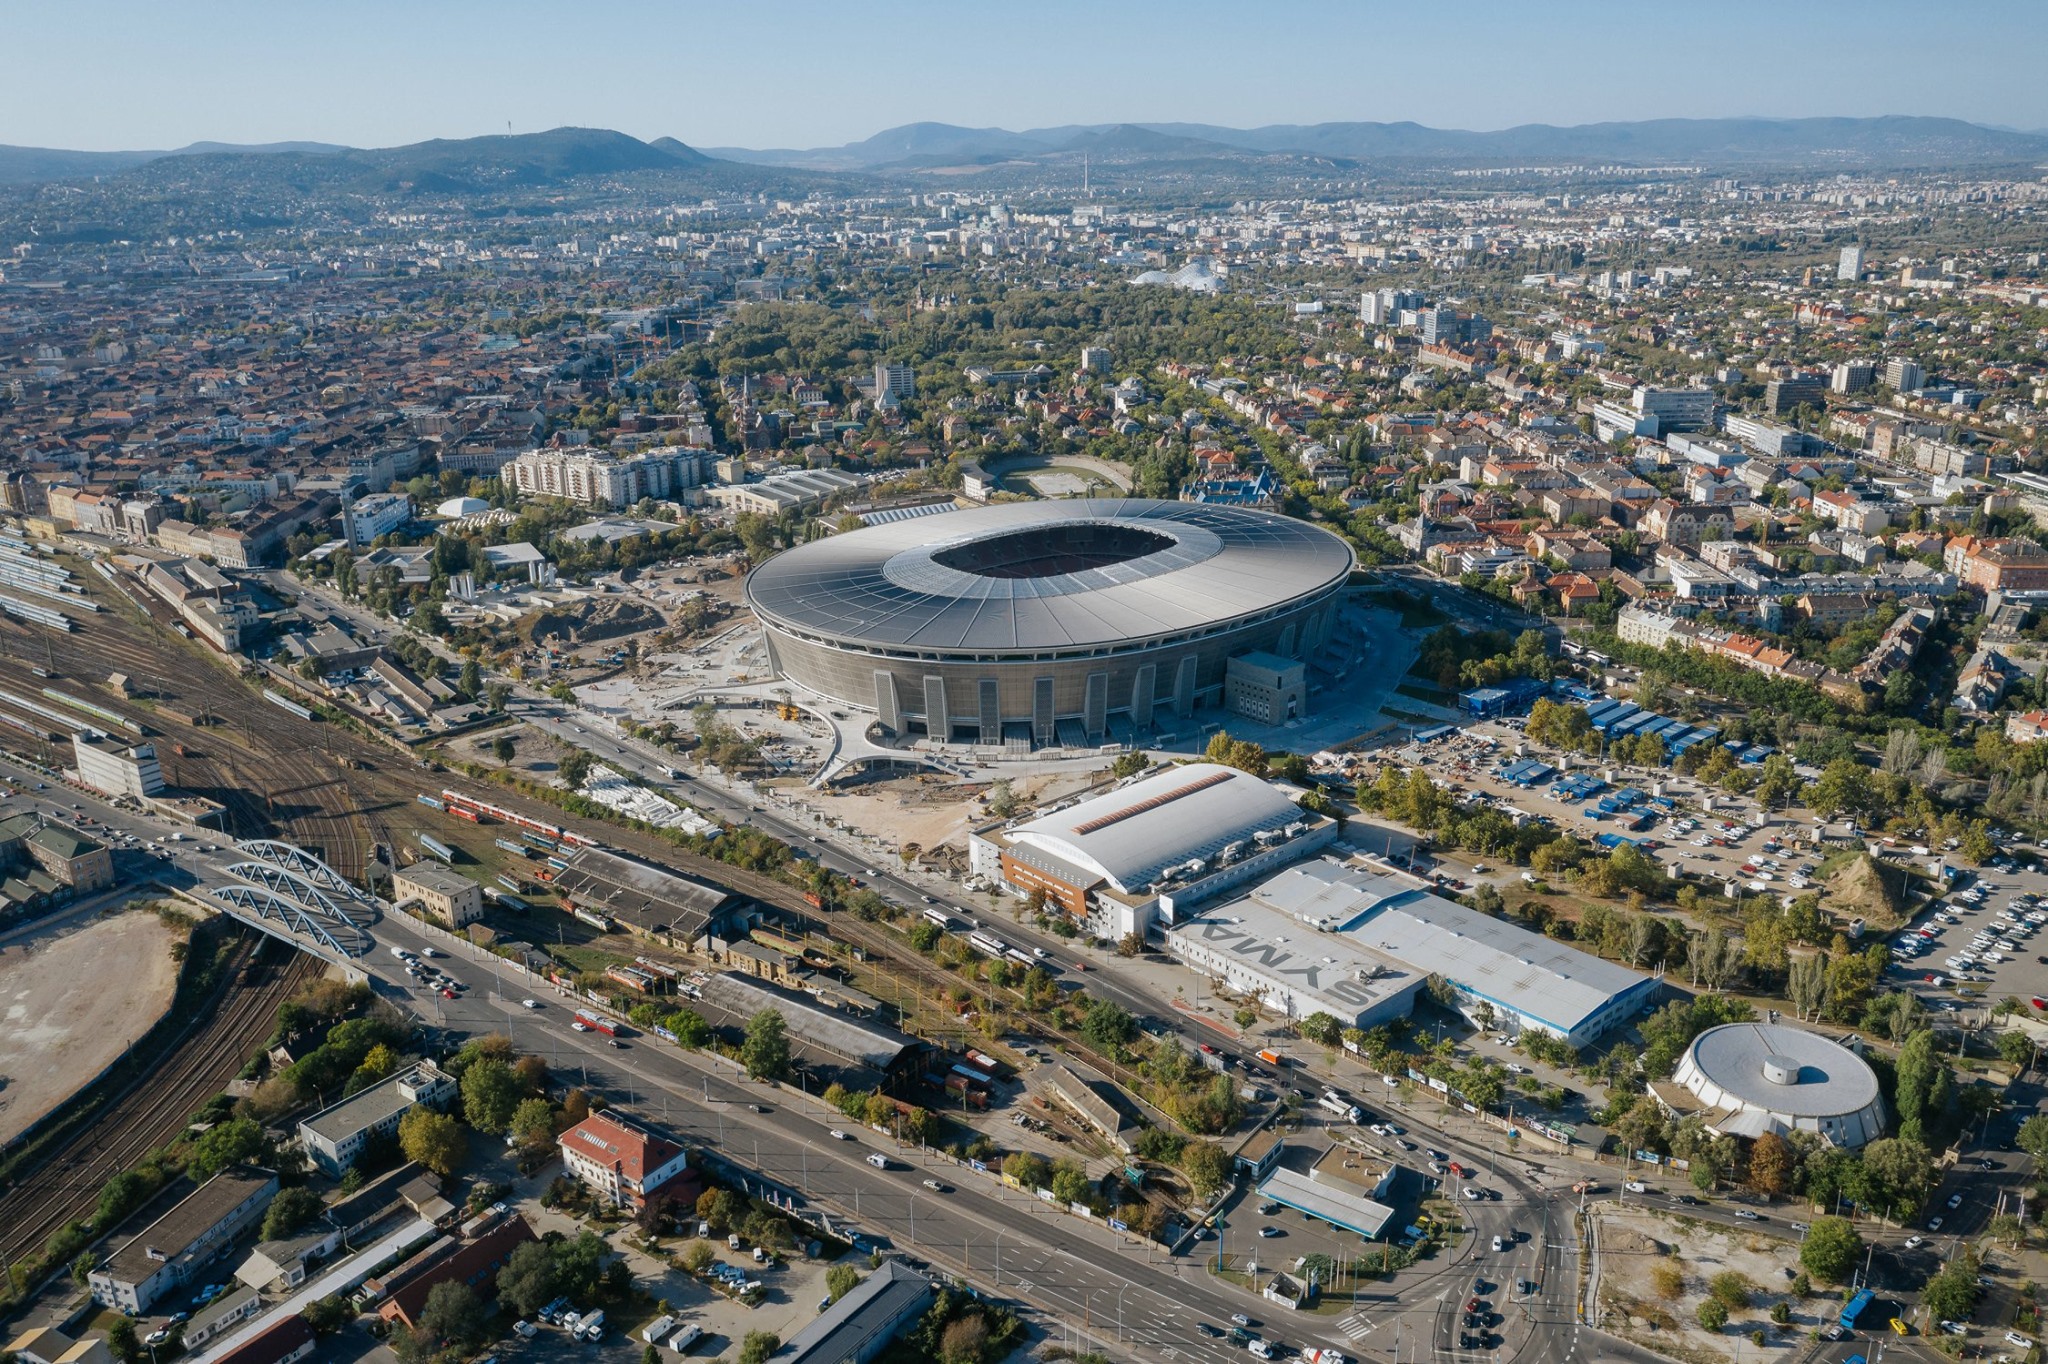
[3, 0, 2045, 152]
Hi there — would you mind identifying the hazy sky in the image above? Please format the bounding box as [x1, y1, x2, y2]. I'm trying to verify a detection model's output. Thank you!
[5, 0, 2044, 151]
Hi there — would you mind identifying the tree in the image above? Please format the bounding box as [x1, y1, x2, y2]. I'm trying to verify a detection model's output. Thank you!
[557, 748, 594, 789]
[496, 1239, 560, 1320]
[826, 1263, 863, 1302]
[188, 1116, 265, 1180]
[1180, 1141, 1232, 1200]
[1798, 1216, 1862, 1284]
[666, 1009, 712, 1047]
[1051, 1158, 1091, 1206]
[739, 1332, 781, 1364]
[1080, 998, 1137, 1053]
[407, 1281, 487, 1360]
[1747, 1132, 1794, 1199]
[105, 1319, 139, 1362]
[398, 1107, 467, 1177]
[986, 779, 1018, 818]
[509, 1097, 557, 1147]
[2017, 1114, 2048, 1162]
[493, 735, 517, 764]
[1857, 1136, 1936, 1217]
[683, 1240, 716, 1273]
[940, 1314, 991, 1364]
[1696, 1299, 1729, 1331]
[742, 1008, 792, 1081]
[1922, 1246, 1982, 1324]
[458, 659, 483, 701]
[1000, 1150, 1049, 1190]
[1298, 1012, 1342, 1047]
[1111, 750, 1148, 780]
[462, 1057, 523, 1134]
[261, 1186, 326, 1240]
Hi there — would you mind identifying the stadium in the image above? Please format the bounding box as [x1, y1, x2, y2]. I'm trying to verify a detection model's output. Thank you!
[743, 499, 1354, 745]
[1656, 1022, 1886, 1148]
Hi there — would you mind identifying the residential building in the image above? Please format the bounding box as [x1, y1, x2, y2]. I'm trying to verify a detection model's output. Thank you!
[207, 1315, 314, 1364]
[1830, 360, 1874, 394]
[504, 446, 709, 507]
[391, 862, 483, 928]
[1947, 536, 2048, 593]
[873, 362, 915, 400]
[1885, 357, 1926, 392]
[1838, 244, 1865, 280]
[557, 1110, 693, 1211]
[341, 492, 413, 547]
[71, 734, 164, 799]
[90, 1166, 278, 1314]
[2005, 711, 2048, 744]
[297, 1062, 457, 1178]
[4, 1326, 116, 1364]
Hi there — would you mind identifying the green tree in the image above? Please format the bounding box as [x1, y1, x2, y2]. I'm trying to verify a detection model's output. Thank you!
[462, 1057, 523, 1134]
[665, 1009, 713, 1047]
[188, 1116, 265, 1180]
[404, 1281, 487, 1361]
[509, 1097, 556, 1147]
[261, 1186, 326, 1240]
[1080, 998, 1137, 1053]
[1696, 1299, 1729, 1331]
[826, 1263, 863, 1302]
[496, 1239, 560, 1320]
[742, 1008, 792, 1081]
[2017, 1114, 2048, 1162]
[1050, 1158, 1092, 1206]
[1179, 1141, 1232, 1200]
[739, 1331, 781, 1364]
[1002, 1151, 1050, 1191]
[458, 659, 483, 700]
[1798, 1216, 1862, 1284]
[492, 735, 517, 764]
[1298, 1011, 1342, 1047]
[105, 1319, 139, 1362]
[398, 1107, 467, 1177]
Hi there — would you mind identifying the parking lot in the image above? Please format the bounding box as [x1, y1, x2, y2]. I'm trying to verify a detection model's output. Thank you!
[1883, 863, 2048, 1013]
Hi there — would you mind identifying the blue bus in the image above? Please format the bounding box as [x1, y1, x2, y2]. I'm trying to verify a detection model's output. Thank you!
[1840, 1288, 1874, 1330]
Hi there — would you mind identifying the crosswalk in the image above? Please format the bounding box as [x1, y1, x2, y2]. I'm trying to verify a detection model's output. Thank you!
[1338, 1313, 1376, 1341]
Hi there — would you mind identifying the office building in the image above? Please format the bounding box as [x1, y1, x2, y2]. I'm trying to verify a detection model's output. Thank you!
[557, 1110, 695, 1211]
[874, 362, 915, 400]
[1830, 361, 1874, 394]
[391, 862, 483, 928]
[1764, 376, 1827, 416]
[297, 1062, 456, 1177]
[1359, 291, 1386, 326]
[1631, 386, 1715, 433]
[90, 1166, 278, 1313]
[1837, 244, 1865, 281]
[1885, 357, 1926, 392]
[1224, 651, 1306, 724]
[72, 734, 165, 799]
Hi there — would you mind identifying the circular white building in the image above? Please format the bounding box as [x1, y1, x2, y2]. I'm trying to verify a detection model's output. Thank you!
[436, 496, 490, 517]
[1668, 1022, 1885, 1147]
[744, 499, 1352, 745]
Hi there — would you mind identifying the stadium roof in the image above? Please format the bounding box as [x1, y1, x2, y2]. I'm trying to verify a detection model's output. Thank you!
[1255, 860, 1653, 1037]
[744, 499, 1352, 656]
[1006, 763, 1305, 895]
[1678, 1023, 1881, 1118]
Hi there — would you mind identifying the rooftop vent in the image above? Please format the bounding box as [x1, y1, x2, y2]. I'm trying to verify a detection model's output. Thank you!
[1761, 1054, 1801, 1085]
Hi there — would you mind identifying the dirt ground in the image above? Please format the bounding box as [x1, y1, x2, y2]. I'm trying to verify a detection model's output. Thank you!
[0, 910, 180, 1144]
[1594, 1207, 1814, 1364]
[785, 765, 1114, 863]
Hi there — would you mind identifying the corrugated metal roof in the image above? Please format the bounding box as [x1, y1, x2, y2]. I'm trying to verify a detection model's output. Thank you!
[1006, 763, 1303, 894]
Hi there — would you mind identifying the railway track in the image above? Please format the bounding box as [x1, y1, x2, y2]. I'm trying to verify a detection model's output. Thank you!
[0, 938, 318, 1275]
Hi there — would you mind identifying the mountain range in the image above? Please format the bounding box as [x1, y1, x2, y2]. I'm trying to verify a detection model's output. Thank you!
[703, 115, 2048, 170]
[2, 115, 2044, 191]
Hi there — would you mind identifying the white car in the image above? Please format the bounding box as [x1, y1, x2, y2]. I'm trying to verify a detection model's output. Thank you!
[1623, 1180, 1647, 1193]
[829, 1129, 851, 1140]
[522, 998, 541, 1009]
[1905, 1236, 1924, 1249]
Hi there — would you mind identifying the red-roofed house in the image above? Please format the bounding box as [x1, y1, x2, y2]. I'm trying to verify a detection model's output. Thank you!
[557, 1111, 695, 1212]
[213, 1315, 315, 1364]
[375, 1215, 537, 1330]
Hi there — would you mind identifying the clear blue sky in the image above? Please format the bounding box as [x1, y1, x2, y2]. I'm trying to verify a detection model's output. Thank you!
[4, 0, 2043, 151]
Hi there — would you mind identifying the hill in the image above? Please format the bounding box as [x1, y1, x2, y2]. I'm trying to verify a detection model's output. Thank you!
[1821, 852, 1912, 931]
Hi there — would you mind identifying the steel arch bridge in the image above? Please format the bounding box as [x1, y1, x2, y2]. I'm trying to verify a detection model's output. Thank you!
[209, 885, 372, 958]
[234, 840, 365, 900]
